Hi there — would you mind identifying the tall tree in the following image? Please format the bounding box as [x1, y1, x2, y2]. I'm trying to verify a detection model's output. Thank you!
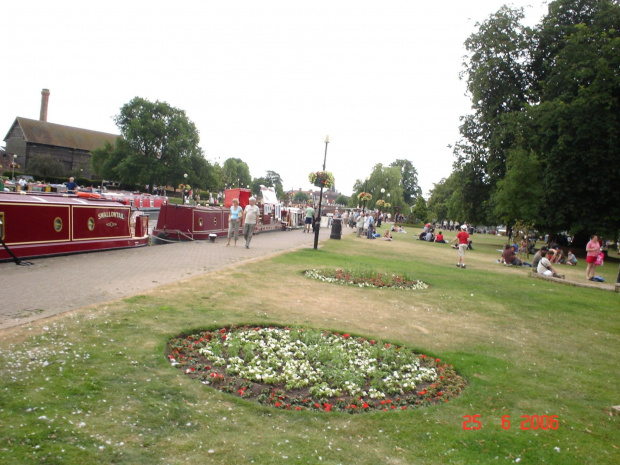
[222, 158, 251, 189]
[265, 170, 285, 199]
[411, 196, 429, 223]
[351, 164, 406, 213]
[334, 194, 349, 206]
[493, 148, 543, 226]
[390, 159, 422, 203]
[91, 97, 211, 191]
[250, 176, 269, 197]
[455, 6, 532, 188]
[452, 0, 620, 235]
[527, 0, 620, 235]
[293, 191, 310, 203]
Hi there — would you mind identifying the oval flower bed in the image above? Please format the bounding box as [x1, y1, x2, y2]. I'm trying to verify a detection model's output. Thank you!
[304, 268, 429, 290]
[167, 325, 465, 413]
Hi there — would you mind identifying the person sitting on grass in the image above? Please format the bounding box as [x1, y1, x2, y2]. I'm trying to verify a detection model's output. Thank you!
[532, 246, 546, 271]
[435, 231, 446, 243]
[550, 246, 565, 264]
[537, 248, 561, 277]
[519, 237, 528, 260]
[382, 229, 393, 241]
[502, 243, 522, 266]
[566, 250, 578, 266]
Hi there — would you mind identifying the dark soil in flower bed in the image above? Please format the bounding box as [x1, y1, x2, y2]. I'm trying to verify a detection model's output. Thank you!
[167, 325, 465, 413]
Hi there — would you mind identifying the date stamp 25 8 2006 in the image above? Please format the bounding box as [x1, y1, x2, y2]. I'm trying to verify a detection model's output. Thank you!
[463, 414, 559, 431]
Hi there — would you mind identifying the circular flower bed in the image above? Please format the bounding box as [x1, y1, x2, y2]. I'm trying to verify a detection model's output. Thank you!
[167, 326, 465, 413]
[305, 268, 429, 290]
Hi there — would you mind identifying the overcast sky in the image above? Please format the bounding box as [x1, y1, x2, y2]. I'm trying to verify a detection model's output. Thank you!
[1, 1, 549, 198]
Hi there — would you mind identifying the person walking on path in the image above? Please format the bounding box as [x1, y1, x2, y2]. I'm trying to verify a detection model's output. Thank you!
[451, 224, 470, 269]
[243, 197, 261, 249]
[226, 198, 243, 247]
[585, 234, 601, 280]
[304, 204, 315, 233]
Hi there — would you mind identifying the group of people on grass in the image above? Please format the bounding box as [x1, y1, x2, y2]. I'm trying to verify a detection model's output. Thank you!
[301, 206, 616, 284]
[500, 233, 609, 282]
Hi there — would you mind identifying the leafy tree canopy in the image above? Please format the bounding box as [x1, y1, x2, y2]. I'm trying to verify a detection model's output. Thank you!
[222, 158, 252, 189]
[450, 0, 620, 236]
[411, 196, 429, 223]
[91, 97, 216, 191]
[390, 159, 422, 202]
[292, 191, 310, 203]
[350, 163, 410, 213]
[334, 194, 349, 206]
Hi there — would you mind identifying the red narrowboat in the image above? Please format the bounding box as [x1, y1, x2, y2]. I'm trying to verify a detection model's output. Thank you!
[0, 191, 149, 262]
[152, 187, 285, 241]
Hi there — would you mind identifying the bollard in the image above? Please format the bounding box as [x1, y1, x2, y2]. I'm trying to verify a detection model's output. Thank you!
[330, 218, 342, 240]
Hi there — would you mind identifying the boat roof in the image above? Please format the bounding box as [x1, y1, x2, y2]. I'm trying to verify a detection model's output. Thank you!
[0, 191, 126, 207]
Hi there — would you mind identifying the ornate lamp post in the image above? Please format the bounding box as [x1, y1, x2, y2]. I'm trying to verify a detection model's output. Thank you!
[313, 135, 330, 250]
[362, 176, 369, 214]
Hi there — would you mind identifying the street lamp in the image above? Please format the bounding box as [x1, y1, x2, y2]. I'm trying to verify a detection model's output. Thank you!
[12, 154, 17, 181]
[313, 135, 330, 250]
[362, 176, 369, 214]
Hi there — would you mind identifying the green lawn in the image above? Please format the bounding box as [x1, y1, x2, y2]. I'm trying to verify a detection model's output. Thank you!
[0, 229, 618, 464]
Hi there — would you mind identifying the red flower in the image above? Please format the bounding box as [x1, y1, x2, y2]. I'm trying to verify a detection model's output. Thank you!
[417, 389, 427, 396]
[401, 406, 407, 410]
[219, 329, 226, 334]
[391, 405, 396, 409]
[342, 333, 350, 339]
[296, 406, 302, 411]
[436, 392, 443, 397]
[363, 403, 369, 409]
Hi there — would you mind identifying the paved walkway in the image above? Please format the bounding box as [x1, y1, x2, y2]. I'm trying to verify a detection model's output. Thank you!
[0, 229, 326, 330]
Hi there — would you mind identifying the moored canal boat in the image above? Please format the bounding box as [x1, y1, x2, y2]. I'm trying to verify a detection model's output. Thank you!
[0, 191, 149, 262]
[152, 187, 285, 242]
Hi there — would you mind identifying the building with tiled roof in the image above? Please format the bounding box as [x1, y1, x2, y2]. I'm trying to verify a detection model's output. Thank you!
[3, 89, 119, 178]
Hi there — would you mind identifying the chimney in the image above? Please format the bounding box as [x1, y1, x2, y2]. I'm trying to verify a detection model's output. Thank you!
[40, 88, 50, 122]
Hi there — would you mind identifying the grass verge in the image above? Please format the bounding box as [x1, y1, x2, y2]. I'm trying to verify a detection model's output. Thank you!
[0, 227, 618, 464]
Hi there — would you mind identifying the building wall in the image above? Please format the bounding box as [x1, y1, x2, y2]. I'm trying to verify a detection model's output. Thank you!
[4, 124, 27, 168]
[25, 144, 92, 178]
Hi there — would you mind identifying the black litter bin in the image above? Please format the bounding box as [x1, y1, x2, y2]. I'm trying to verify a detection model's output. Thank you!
[330, 218, 342, 240]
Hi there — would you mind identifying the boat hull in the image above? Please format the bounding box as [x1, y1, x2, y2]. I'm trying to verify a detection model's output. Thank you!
[0, 192, 149, 262]
[152, 203, 285, 241]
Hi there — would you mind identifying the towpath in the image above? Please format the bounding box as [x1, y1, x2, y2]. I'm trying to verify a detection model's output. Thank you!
[0, 229, 332, 330]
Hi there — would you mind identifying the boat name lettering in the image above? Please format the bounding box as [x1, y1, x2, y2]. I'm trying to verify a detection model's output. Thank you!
[98, 211, 125, 220]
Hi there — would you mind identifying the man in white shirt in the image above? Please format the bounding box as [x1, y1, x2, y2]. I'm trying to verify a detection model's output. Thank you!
[537, 248, 559, 276]
[242, 197, 261, 249]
